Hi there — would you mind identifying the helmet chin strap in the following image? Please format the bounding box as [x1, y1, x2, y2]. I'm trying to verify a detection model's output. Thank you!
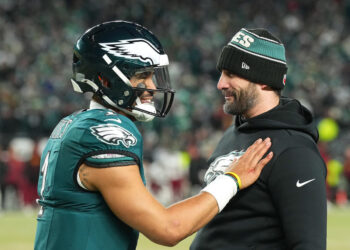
[102, 95, 156, 122]
[130, 97, 156, 122]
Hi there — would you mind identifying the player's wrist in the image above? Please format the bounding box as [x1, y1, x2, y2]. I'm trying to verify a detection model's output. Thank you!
[224, 172, 242, 190]
[201, 174, 238, 212]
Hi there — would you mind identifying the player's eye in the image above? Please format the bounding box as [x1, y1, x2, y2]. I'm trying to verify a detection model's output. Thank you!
[136, 83, 146, 88]
[135, 71, 152, 80]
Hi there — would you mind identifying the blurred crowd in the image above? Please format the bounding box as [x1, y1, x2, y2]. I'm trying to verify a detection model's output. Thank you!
[0, 0, 349, 210]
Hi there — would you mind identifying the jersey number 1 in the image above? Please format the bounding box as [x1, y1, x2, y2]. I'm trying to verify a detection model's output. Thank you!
[38, 151, 50, 216]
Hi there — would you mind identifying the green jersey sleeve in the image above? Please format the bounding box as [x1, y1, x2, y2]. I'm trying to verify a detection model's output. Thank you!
[74, 109, 143, 168]
[85, 152, 137, 167]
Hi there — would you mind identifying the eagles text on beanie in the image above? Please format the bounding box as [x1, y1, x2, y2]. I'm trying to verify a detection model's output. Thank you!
[217, 28, 288, 89]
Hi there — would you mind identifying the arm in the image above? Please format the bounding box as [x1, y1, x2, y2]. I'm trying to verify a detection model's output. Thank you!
[79, 138, 272, 246]
[269, 147, 327, 250]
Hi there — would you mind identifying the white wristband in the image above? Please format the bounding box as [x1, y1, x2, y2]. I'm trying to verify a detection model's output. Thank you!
[201, 174, 238, 212]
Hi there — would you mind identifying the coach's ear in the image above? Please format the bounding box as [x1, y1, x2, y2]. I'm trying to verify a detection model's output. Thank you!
[257, 83, 274, 91]
[257, 83, 271, 90]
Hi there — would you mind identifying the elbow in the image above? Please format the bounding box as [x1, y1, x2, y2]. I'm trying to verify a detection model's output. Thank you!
[147, 221, 187, 246]
[160, 239, 179, 247]
[155, 228, 184, 247]
[162, 231, 182, 247]
[162, 219, 190, 246]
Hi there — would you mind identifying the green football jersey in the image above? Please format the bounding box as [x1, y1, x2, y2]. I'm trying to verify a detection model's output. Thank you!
[34, 106, 145, 250]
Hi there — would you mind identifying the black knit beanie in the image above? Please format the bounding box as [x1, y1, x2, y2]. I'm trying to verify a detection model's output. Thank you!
[217, 28, 288, 89]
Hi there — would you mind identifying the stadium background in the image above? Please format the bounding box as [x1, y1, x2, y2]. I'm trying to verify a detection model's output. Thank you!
[0, 0, 349, 249]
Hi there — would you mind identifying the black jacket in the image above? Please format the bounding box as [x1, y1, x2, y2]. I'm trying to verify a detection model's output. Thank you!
[191, 97, 327, 250]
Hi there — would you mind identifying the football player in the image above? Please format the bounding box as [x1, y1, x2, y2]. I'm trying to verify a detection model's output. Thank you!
[34, 21, 273, 250]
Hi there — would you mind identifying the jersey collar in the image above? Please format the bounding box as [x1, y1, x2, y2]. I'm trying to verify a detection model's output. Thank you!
[89, 100, 107, 110]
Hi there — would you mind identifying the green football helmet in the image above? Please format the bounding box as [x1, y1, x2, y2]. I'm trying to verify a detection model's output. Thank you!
[71, 21, 175, 122]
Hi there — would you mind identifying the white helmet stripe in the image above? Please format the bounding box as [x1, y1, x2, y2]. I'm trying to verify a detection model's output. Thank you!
[102, 54, 112, 65]
[112, 65, 132, 86]
[102, 54, 132, 87]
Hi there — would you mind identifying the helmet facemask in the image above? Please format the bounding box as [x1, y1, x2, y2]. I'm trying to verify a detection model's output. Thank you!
[98, 54, 174, 122]
[129, 66, 174, 122]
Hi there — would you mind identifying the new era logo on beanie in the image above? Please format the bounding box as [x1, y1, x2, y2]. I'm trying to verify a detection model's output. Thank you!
[217, 28, 288, 90]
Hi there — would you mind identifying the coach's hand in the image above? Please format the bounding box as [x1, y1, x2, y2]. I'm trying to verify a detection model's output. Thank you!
[226, 138, 273, 189]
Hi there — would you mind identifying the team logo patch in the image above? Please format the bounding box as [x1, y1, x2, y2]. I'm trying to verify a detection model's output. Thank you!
[204, 150, 245, 184]
[99, 38, 163, 65]
[241, 62, 250, 70]
[90, 124, 137, 148]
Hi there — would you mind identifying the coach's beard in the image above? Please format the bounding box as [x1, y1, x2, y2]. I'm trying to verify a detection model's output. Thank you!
[223, 82, 259, 116]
